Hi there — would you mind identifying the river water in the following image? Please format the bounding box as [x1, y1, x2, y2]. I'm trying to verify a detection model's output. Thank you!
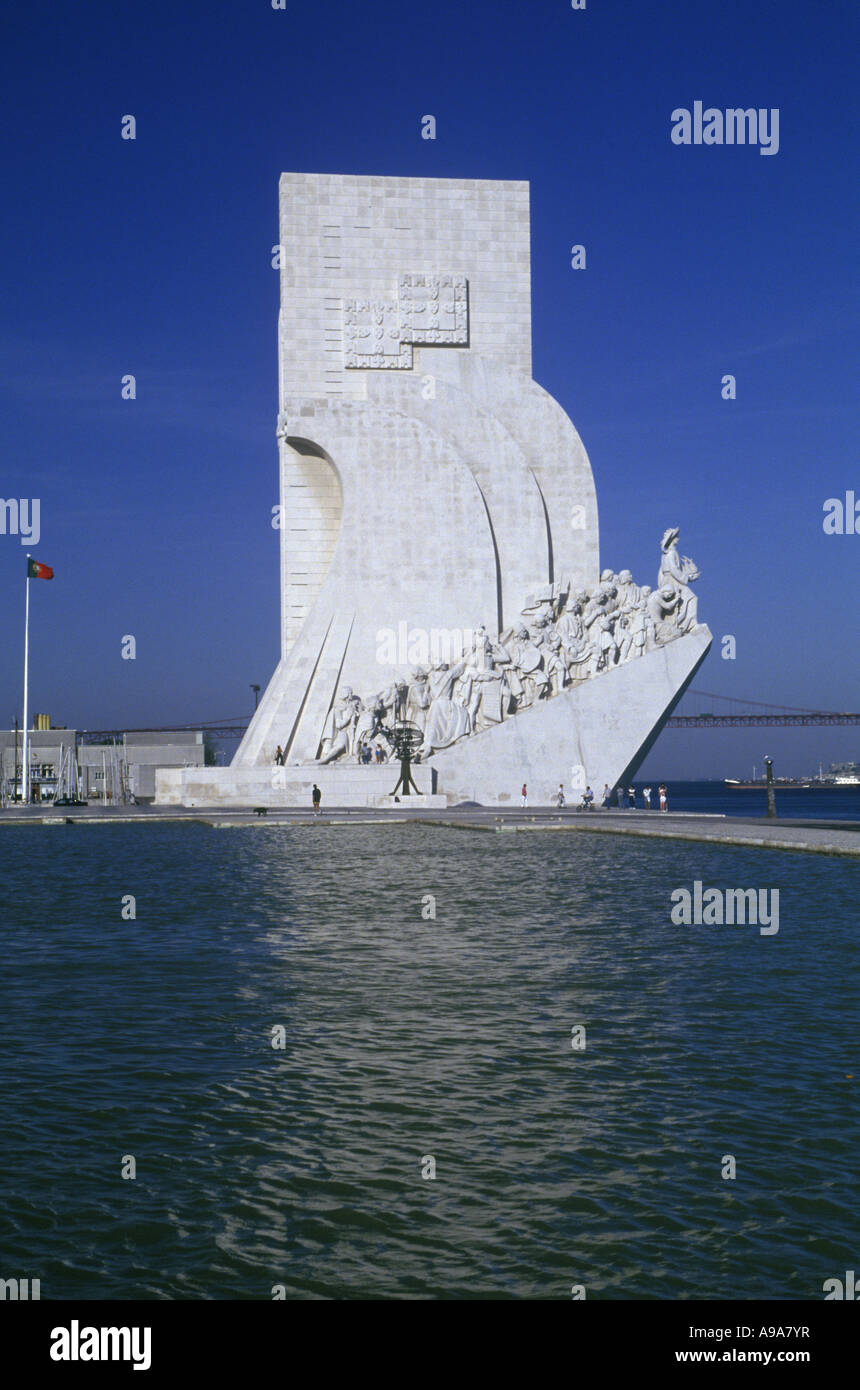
[644, 780, 860, 821]
[0, 820, 856, 1299]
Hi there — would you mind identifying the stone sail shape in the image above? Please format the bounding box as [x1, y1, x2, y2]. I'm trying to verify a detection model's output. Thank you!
[233, 174, 600, 772]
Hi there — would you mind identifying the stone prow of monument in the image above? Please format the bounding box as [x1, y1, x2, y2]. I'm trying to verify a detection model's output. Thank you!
[155, 173, 711, 809]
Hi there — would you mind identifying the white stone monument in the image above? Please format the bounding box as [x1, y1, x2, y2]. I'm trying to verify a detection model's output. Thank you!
[157, 173, 711, 808]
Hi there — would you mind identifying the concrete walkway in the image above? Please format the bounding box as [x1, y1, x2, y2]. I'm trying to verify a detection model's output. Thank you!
[1, 803, 859, 856]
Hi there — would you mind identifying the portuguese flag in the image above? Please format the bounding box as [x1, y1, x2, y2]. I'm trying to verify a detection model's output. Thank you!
[28, 558, 54, 580]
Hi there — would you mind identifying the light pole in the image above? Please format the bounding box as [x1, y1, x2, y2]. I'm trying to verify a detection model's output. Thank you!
[764, 756, 776, 819]
[250, 684, 261, 711]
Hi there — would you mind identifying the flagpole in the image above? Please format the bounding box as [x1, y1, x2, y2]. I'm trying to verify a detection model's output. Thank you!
[22, 555, 31, 804]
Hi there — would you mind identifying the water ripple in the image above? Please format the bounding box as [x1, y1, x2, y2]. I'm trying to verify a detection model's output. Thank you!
[0, 824, 856, 1299]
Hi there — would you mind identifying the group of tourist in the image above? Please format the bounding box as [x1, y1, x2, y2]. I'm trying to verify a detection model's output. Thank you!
[599, 783, 668, 810]
[601, 783, 669, 811]
[357, 743, 387, 765]
[275, 738, 388, 768]
[534, 782, 670, 810]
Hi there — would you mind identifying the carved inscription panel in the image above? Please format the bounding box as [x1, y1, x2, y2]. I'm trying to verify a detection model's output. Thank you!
[343, 276, 469, 368]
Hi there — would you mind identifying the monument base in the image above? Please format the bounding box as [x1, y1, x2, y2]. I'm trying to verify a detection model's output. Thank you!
[155, 761, 439, 809]
[156, 628, 710, 809]
[376, 794, 448, 809]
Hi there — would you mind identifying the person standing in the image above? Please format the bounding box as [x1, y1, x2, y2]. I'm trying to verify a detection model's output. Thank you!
[602, 783, 611, 808]
[643, 785, 652, 809]
[521, 783, 528, 808]
[628, 785, 636, 808]
[658, 783, 668, 812]
[617, 785, 626, 809]
[556, 783, 565, 808]
[274, 745, 284, 767]
[312, 783, 322, 815]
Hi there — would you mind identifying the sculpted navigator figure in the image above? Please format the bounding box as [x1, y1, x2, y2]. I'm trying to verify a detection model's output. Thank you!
[405, 667, 431, 731]
[557, 595, 593, 681]
[596, 615, 619, 672]
[614, 568, 641, 611]
[318, 687, 361, 763]
[618, 586, 654, 662]
[353, 694, 387, 761]
[419, 659, 470, 757]
[658, 527, 700, 633]
[462, 638, 511, 733]
[648, 583, 683, 637]
[501, 625, 549, 709]
[382, 679, 409, 723]
[539, 629, 568, 695]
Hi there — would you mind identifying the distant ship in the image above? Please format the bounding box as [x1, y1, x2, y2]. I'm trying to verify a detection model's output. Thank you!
[725, 761, 860, 789]
[726, 778, 816, 789]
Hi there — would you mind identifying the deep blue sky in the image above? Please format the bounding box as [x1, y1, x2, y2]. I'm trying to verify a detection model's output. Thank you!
[1, 0, 856, 776]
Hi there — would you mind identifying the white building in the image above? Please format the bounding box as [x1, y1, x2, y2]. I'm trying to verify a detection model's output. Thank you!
[1, 723, 205, 803]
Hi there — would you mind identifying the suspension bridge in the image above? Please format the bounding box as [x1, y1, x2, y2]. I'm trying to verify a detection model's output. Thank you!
[665, 691, 860, 729]
[78, 690, 860, 744]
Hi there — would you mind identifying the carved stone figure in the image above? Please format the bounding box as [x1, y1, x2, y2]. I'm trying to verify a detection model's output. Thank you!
[471, 624, 494, 674]
[466, 659, 511, 732]
[540, 630, 568, 695]
[658, 527, 700, 632]
[648, 583, 684, 641]
[419, 659, 470, 756]
[595, 615, 619, 671]
[583, 584, 610, 631]
[353, 694, 386, 760]
[557, 600, 584, 650]
[503, 625, 549, 707]
[614, 568, 641, 610]
[618, 591, 654, 662]
[405, 667, 432, 731]
[318, 687, 361, 763]
[380, 679, 408, 723]
[520, 584, 556, 630]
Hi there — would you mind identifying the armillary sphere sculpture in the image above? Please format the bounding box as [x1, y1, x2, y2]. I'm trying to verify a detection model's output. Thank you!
[382, 721, 423, 797]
